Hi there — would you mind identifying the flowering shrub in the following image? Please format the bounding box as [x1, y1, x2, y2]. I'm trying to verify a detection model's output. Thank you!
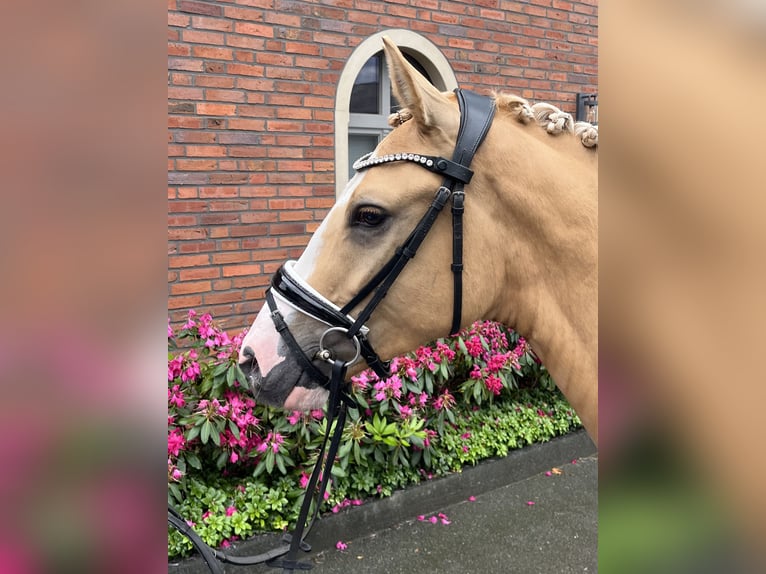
[168, 311, 580, 559]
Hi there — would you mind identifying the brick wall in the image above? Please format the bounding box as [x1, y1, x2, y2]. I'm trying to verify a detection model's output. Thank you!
[168, 0, 598, 331]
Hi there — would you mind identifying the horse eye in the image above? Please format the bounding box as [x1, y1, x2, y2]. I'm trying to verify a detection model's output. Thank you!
[353, 206, 387, 228]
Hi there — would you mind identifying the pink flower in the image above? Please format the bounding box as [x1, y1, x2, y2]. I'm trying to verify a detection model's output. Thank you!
[468, 496, 476, 502]
[335, 541, 347, 551]
[167, 428, 185, 457]
[168, 385, 185, 408]
[417, 515, 425, 521]
[485, 375, 503, 396]
[287, 411, 302, 425]
[226, 506, 236, 516]
[433, 390, 455, 411]
[201, 510, 211, 521]
[351, 371, 370, 392]
[526, 501, 535, 506]
[465, 336, 483, 358]
[310, 409, 325, 420]
[545, 471, 552, 477]
[182, 309, 197, 330]
[221, 539, 231, 548]
[429, 516, 438, 524]
[299, 472, 310, 490]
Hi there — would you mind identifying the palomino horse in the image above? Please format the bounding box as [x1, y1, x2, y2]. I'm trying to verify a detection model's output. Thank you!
[239, 37, 598, 445]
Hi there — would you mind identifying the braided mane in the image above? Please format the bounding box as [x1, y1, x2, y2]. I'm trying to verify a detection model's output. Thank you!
[388, 93, 598, 149]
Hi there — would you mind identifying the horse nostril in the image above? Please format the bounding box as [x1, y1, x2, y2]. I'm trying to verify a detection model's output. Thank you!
[239, 346, 258, 375]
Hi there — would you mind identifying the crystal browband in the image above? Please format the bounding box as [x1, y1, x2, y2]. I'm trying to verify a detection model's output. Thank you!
[352, 151, 474, 184]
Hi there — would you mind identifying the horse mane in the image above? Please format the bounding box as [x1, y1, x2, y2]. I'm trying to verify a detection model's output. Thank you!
[388, 92, 598, 149]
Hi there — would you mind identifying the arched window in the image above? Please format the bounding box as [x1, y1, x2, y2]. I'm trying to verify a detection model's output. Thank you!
[335, 30, 458, 195]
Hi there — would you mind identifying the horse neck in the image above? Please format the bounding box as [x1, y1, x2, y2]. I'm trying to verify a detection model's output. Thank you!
[476, 121, 598, 441]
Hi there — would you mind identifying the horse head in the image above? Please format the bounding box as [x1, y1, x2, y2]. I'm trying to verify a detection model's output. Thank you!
[237, 37, 598, 443]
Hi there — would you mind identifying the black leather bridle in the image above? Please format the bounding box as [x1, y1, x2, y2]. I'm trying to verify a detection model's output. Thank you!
[266, 89, 496, 390]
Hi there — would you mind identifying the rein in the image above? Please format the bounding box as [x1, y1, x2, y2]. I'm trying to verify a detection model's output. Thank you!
[168, 360, 353, 573]
[168, 89, 495, 574]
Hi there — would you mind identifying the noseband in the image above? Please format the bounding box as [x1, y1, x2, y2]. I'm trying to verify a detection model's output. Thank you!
[266, 89, 496, 389]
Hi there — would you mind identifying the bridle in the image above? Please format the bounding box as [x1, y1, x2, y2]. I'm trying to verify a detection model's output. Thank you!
[265, 88, 496, 390]
[170, 89, 496, 574]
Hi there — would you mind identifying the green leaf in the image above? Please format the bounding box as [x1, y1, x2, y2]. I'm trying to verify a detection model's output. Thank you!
[186, 452, 202, 470]
[186, 424, 201, 442]
[226, 364, 236, 386]
[201, 420, 212, 444]
[228, 419, 241, 440]
[168, 482, 182, 503]
[330, 464, 347, 478]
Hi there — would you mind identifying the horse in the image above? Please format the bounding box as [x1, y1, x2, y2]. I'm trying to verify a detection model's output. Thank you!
[238, 37, 598, 446]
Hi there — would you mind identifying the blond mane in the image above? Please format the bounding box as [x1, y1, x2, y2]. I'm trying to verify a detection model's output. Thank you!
[388, 92, 598, 149]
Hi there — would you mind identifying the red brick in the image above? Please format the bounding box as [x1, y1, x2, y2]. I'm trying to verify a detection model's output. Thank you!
[180, 267, 220, 280]
[170, 280, 212, 294]
[181, 29, 224, 44]
[169, 254, 211, 268]
[223, 5, 265, 21]
[204, 291, 244, 305]
[192, 46, 234, 60]
[168, 228, 207, 240]
[226, 63, 266, 77]
[190, 15, 233, 31]
[222, 264, 262, 277]
[168, 295, 203, 310]
[234, 22, 274, 37]
[199, 213, 239, 225]
[177, 1, 221, 16]
[212, 279, 233, 291]
[228, 119, 266, 131]
[186, 145, 226, 157]
[196, 103, 236, 116]
[241, 211, 278, 223]
[176, 159, 218, 171]
[212, 251, 251, 264]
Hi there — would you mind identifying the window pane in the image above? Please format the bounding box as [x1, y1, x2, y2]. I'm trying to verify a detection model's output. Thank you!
[348, 134, 379, 179]
[350, 55, 380, 114]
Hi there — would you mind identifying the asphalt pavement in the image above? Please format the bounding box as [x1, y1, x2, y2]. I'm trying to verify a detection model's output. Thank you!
[170, 430, 597, 574]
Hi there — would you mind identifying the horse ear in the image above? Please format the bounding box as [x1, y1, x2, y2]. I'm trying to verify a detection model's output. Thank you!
[382, 36, 453, 130]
